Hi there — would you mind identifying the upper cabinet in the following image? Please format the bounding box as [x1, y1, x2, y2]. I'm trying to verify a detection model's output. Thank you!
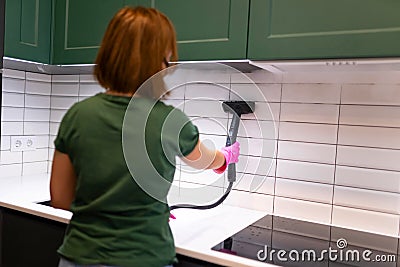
[51, 0, 127, 64]
[153, 0, 249, 61]
[248, 0, 400, 60]
[5, 0, 400, 64]
[5, 0, 52, 63]
[5, 0, 249, 64]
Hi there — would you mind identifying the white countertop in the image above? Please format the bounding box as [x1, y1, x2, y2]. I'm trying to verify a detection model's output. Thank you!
[0, 174, 276, 267]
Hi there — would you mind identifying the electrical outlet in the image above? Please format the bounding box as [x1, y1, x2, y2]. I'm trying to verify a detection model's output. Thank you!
[10, 136, 37, 152]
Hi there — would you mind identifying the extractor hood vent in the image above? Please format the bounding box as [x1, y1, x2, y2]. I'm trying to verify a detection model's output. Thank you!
[249, 58, 400, 73]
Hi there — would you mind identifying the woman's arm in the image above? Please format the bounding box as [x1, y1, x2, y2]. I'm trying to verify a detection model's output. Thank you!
[181, 140, 226, 170]
[50, 150, 77, 210]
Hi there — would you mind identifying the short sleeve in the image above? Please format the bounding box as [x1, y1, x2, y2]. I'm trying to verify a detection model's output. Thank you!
[178, 119, 199, 157]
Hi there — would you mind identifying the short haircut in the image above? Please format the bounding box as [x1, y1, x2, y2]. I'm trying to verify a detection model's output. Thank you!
[94, 6, 178, 96]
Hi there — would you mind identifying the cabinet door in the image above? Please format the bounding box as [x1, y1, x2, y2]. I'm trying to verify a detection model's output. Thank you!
[5, 0, 52, 63]
[52, 0, 130, 64]
[153, 0, 249, 61]
[248, 0, 400, 60]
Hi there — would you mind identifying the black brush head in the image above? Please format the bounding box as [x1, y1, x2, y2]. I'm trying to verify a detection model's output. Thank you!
[222, 101, 255, 116]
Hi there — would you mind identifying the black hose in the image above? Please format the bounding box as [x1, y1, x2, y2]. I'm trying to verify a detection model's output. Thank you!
[169, 182, 233, 211]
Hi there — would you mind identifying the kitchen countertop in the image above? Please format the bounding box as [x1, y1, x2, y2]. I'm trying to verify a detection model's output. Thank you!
[0, 174, 275, 267]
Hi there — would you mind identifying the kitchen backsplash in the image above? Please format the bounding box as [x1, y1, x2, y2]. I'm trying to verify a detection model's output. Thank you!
[1, 67, 400, 237]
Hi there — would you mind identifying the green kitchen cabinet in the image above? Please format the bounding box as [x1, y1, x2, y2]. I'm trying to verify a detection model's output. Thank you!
[5, 0, 52, 63]
[153, 0, 250, 61]
[5, 0, 249, 64]
[52, 0, 250, 63]
[52, 0, 128, 64]
[248, 0, 400, 60]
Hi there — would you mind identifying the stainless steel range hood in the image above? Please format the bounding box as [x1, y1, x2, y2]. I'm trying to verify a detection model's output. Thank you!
[249, 58, 400, 73]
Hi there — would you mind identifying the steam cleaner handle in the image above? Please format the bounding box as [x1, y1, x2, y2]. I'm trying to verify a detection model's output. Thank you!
[226, 114, 240, 182]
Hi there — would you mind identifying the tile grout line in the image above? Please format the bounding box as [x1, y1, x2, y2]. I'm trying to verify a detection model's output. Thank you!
[329, 83, 343, 240]
[271, 82, 284, 215]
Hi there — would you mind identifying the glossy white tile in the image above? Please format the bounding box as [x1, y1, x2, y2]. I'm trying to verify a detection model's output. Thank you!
[50, 96, 78, 109]
[22, 161, 48, 175]
[2, 92, 24, 107]
[25, 94, 50, 108]
[236, 137, 277, 158]
[335, 166, 400, 193]
[3, 69, 25, 80]
[333, 186, 400, 214]
[52, 83, 79, 96]
[35, 135, 50, 148]
[50, 122, 60, 135]
[278, 141, 337, 164]
[282, 83, 341, 104]
[190, 117, 228, 136]
[1, 107, 24, 121]
[24, 108, 50, 122]
[50, 109, 67, 122]
[1, 122, 23, 135]
[240, 102, 280, 121]
[332, 206, 399, 236]
[25, 80, 51, 95]
[1, 136, 11, 150]
[79, 83, 103, 96]
[337, 146, 400, 172]
[280, 103, 339, 124]
[274, 196, 332, 224]
[225, 191, 274, 212]
[238, 119, 277, 140]
[183, 100, 228, 118]
[79, 74, 96, 83]
[0, 151, 23, 164]
[279, 122, 338, 144]
[0, 164, 22, 177]
[24, 122, 50, 135]
[275, 178, 333, 204]
[230, 83, 281, 102]
[342, 84, 400, 105]
[3, 77, 25, 93]
[338, 125, 400, 149]
[185, 83, 229, 100]
[23, 148, 49, 163]
[340, 105, 400, 128]
[234, 173, 275, 195]
[236, 155, 276, 176]
[277, 159, 335, 184]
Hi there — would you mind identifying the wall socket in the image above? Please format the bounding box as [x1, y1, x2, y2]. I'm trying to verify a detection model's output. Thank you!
[10, 136, 37, 152]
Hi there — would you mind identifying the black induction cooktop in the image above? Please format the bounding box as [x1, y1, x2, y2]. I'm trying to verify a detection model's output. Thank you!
[211, 215, 399, 266]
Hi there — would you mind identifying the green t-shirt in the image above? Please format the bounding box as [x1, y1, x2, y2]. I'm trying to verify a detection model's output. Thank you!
[54, 93, 199, 267]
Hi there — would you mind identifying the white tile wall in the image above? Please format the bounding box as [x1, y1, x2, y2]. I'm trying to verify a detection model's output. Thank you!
[281, 83, 341, 104]
[280, 103, 339, 124]
[2, 68, 400, 237]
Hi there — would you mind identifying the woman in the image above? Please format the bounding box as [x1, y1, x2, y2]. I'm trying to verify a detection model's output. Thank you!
[50, 6, 239, 267]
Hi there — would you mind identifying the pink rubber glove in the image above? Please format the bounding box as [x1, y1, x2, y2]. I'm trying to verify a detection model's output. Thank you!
[214, 141, 240, 174]
[169, 213, 176, 222]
